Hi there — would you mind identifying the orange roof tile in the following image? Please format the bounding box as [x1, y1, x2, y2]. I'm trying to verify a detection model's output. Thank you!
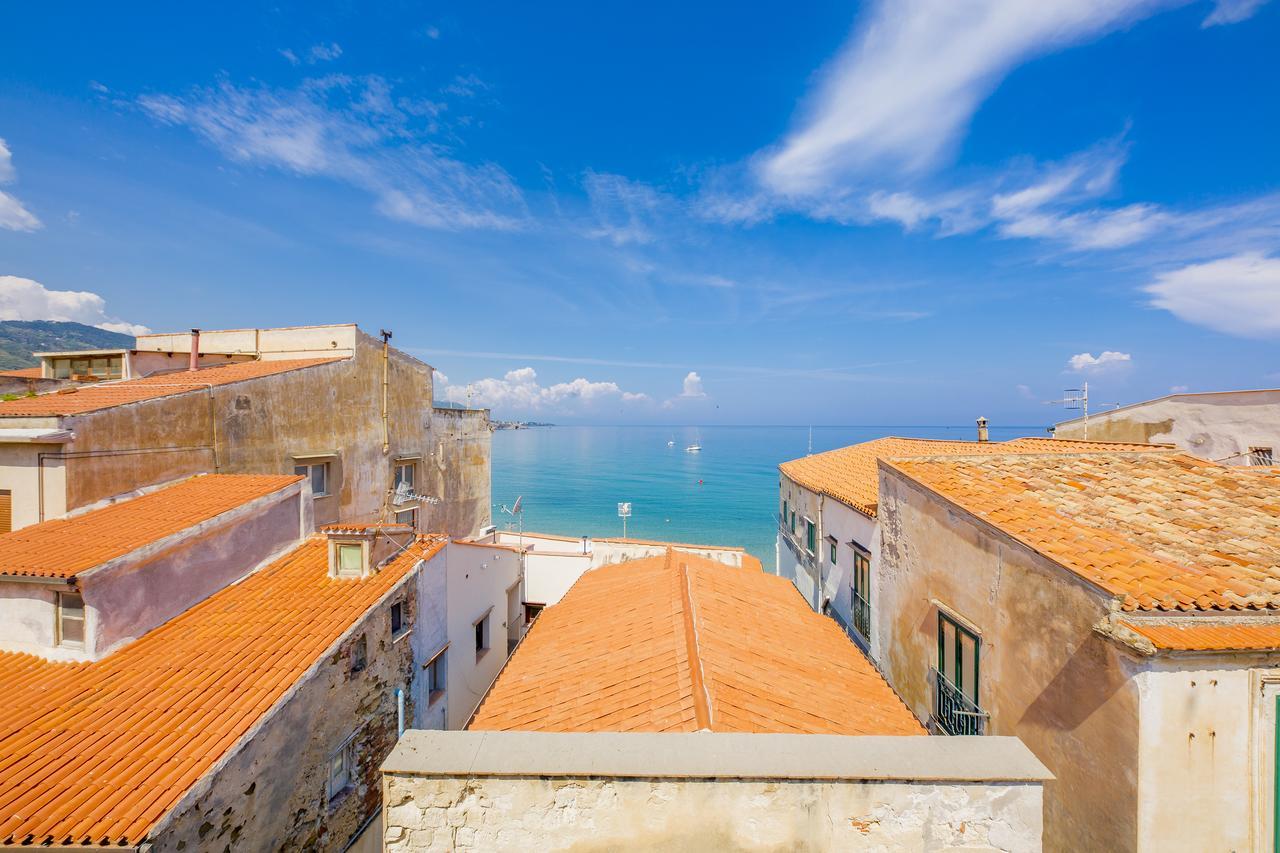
[887, 452, 1280, 612]
[1119, 620, 1280, 651]
[468, 549, 924, 736]
[0, 367, 42, 379]
[0, 474, 301, 579]
[0, 534, 445, 846]
[779, 436, 1160, 517]
[0, 358, 344, 417]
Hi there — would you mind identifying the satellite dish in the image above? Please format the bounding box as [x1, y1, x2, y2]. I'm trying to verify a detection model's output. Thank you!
[511, 496, 523, 514]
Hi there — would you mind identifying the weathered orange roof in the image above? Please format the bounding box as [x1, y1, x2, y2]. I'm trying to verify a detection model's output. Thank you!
[779, 436, 1160, 517]
[0, 534, 445, 847]
[0, 474, 300, 579]
[469, 549, 924, 736]
[0, 357, 344, 417]
[1120, 620, 1280, 651]
[0, 367, 42, 379]
[887, 452, 1280, 612]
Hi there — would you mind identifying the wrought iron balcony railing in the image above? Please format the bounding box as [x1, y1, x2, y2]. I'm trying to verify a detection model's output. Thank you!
[931, 668, 988, 736]
[851, 591, 871, 645]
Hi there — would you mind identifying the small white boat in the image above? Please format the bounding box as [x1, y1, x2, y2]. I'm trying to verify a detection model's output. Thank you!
[667, 439, 675, 447]
[685, 443, 701, 453]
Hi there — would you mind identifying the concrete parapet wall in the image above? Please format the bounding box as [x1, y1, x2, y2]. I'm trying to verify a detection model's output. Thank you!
[382, 731, 1049, 852]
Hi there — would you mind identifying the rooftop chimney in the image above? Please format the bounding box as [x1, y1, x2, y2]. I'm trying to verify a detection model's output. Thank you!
[976, 416, 989, 443]
[188, 329, 201, 372]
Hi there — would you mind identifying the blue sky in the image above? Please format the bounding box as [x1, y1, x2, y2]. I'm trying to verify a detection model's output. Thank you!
[1, 0, 1278, 425]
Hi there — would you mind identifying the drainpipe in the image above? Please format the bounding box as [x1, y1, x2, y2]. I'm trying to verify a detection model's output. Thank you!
[188, 329, 200, 372]
[395, 686, 405, 736]
[380, 330, 392, 455]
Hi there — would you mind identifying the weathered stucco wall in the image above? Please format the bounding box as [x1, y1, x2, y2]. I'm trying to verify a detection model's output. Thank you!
[444, 542, 522, 728]
[429, 407, 491, 539]
[411, 550, 449, 731]
[877, 466, 1140, 852]
[591, 539, 747, 568]
[0, 580, 74, 658]
[1055, 391, 1280, 464]
[0, 441, 63, 530]
[382, 731, 1050, 852]
[149, 569, 421, 853]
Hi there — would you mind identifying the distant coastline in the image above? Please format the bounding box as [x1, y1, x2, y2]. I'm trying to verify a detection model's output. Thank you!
[492, 420, 555, 430]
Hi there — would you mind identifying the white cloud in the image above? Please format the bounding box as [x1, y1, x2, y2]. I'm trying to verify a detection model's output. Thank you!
[279, 48, 300, 66]
[583, 171, 668, 245]
[759, 0, 1179, 195]
[437, 367, 648, 412]
[0, 139, 41, 232]
[1170, 384, 1189, 392]
[1067, 351, 1132, 372]
[1203, 0, 1270, 26]
[139, 76, 526, 231]
[0, 276, 150, 335]
[308, 43, 342, 63]
[1146, 253, 1280, 337]
[432, 369, 449, 387]
[679, 371, 706, 398]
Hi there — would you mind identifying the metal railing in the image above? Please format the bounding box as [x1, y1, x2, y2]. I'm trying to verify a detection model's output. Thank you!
[931, 668, 988, 736]
[851, 591, 871, 644]
[776, 515, 816, 572]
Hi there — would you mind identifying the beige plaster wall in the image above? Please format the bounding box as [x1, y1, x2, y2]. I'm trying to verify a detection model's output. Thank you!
[877, 467, 1140, 852]
[444, 542, 523, 728]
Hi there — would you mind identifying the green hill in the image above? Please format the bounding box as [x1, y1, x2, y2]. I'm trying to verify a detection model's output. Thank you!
[0, 321, 136, 370]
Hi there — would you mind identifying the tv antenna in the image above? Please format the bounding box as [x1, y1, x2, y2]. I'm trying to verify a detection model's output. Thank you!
[1045, 381, 1118, 439]
[500, 496, 524, 548]
[617, 501, 631, 538]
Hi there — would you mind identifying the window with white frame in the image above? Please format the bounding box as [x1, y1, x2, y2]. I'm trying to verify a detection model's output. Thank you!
[391, 600, 409, 639]
[394, 461, 416, 491]
[327, 734, 357, 801]
[334, 542, 364, 578]
[394, 507, 418, 527]
[294, 461, 330, 497]
[426, 649, 446, 703]
[56, 591, 86, 648]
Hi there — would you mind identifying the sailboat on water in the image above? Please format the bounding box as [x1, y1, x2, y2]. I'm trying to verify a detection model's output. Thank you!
[685, 429, 702, 453]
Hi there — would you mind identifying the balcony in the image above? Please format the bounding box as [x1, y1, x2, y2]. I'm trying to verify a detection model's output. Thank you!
[931, 668, 988, 736]
[851, 591, 871, 645]
[776, 515, 815, 572]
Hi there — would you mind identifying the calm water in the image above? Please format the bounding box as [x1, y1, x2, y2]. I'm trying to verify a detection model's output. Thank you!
[491, 425, 1047, 571]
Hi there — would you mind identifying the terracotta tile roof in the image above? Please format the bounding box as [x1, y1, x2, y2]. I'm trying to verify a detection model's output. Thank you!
[0, 368, 42, 379]
[887, 452, 1280, 612]
[468, 549, 924, 736]
[779, 436, 1160, 517]
[0, 357, 345, 417]
[1119, 620, 1280, 651]
[0, 474, 300, 579]
[0, 534, 445, 847]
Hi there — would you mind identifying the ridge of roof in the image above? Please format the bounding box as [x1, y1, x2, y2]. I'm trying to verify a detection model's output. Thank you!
[884, 452, 1280, 613]
[468, 549, 924, 736]
[0, 533, 446, 846]
[0, 357, 346, 417]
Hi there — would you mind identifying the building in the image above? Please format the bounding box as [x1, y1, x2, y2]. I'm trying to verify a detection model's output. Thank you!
[1054, 387, 1280, 466]
[875, 450, 1280, 851]
[0, 473, 522, 850]
[0, 324, 491, 538]
[381, 549, 1052, 851]
[775, 434, 1156, 657]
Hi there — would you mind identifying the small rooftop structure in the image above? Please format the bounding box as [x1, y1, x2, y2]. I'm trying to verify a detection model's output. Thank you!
[0, 474, 300, 579]
[780, 436, 1161, 518]
[0, 532, 445, 847]
[0, 357, 345, 417]
[469, 549, 924, 735]
[885, 452, 1280, 612]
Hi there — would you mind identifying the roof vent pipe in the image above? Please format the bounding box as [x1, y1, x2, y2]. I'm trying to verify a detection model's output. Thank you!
[977, 416, 989, 443]
[189, 329, 200, 372]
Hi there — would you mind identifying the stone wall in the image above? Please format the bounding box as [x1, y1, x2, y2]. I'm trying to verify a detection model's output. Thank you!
[429, 407, 491, 539]
[381, 731, 1050, 853]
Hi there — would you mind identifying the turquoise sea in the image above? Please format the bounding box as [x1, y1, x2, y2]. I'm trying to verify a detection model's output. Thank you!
[490, 425, 1048, 571]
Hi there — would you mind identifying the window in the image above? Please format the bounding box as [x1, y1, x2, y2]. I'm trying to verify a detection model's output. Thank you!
[51, 359, 70, 379]
[335, 543, 364, 577]
[805, 519, 816, 553]
[524, 602, 545, 625]
[350, 634, 367, 674]
[394, 461, 416, 491]
[56, 591, 85, 648]
[327, 735, 357, 801]
[474, 613, 490, 659]
[851, 545, 871, 640]
[938, 612, 980, 706]
[828, 537, 838, 565]
[391, 601, 406, 638]
[394, 507, 418, 527]
[426, 650, 446, 704]
[782, 499, 788, 524]
[294, 462, 329, 497]
[1250, 447, 1275, 466]
[789, 510, 796, 533]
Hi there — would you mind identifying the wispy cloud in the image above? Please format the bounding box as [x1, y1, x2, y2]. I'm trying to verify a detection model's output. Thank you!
[437, 366, 649, 412]
[1202, 0, 1271, 26]
[0, 275, 150, 335]
[583, 171, 668, 245]
[1146, 253, 1280, 337]
[308, 42, 342, 63]
[139, 75, 527, 231]
[0, 139, 41, 232]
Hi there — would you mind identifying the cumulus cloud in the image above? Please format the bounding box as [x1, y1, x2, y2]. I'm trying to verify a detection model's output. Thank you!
[1146, 253, 1280, 337]
[0, 139, 41, 232]
[1067, 351, 1132, 373]
[437, 367, 648, 412]
[0, 276, 150, 335]
[679, 371, 706, 398]
[139, 76, 527, 231]
[760, 0, 1182, 194]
